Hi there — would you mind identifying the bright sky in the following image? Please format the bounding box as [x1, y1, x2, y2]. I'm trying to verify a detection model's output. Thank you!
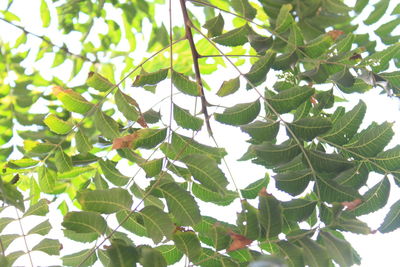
[1, 0, 400, 266]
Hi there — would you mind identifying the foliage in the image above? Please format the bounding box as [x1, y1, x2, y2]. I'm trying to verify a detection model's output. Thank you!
[0, 0, 399, 266]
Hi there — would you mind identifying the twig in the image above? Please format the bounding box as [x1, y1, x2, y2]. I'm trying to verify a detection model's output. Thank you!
[179, 0, 213, 136]
[0, 17, 98, 64]
[15, 208, 34, 267]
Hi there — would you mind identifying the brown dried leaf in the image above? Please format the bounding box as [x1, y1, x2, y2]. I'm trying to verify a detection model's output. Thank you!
[227, 231, 253, 251]
[341, 198, 363, 210]
[328, 30, 345, 41]
[112, 133, 138, 149]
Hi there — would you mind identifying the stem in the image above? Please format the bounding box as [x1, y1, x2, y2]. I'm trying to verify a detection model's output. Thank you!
[0, 17, 97, 64]
[15, 208, 34, 267]
[179, 0, 213, 136]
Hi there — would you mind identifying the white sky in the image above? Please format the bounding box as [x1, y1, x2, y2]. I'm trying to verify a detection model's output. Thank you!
[1, 0, 400, 266]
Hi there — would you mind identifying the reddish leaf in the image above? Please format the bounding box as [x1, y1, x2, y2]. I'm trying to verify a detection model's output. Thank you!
[137, 115, 148, 128]
[227, 231, 253, 251]
[112, 133, 139, 149]
[328, 30, 345, 41]
[341, 198, 363, 210]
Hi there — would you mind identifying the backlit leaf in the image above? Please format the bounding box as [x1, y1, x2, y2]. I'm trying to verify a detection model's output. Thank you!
[240, 120, 280, 142]
[287, 117, 332, 141]
[217, 77, 240, 97]
[214, 99, 260, 126]
[87, 72, 114, 92]
[115, 89, 140, 121]
[171, 70, 200, 96]
[305, 150, 353, 173]
[132, 68, 169, 87]
[62, 211, 106, 235]
[274, 169, 312, 196]
[155, 245, 183, 265]
[231, 0, 257, 20]
[77, 188, 132, 214]
[364, 0, 389, 25]
[315, 175, 361, 203]
[266, 86, 315, 114]
[23, 199, 49, 217]
[106, 239, 138, 267]
[27, 219, 51, 235]
[62, 249, 97, 267]
[319, 231, 355, 267]
[38, 166, 55, 194]
[253, 140, 302, 167]
[298, 237, 329, 267]
[32, 238, 61, 255]
[54, 147, 72, 173]
[44, 114, 73, 135]
[213, 24, 251, 46]
[99, 159, 130, 186]
[138, 245, 167, 267]
[173, 230, 202, 261]
[378, 199, 400, 233]
[173, 104, 203, 131]
[40, 0, 50, 27]
[75, 128, 92, 154]
[192, 183, 237, 206]
[94, 108, 120, 140]
[258, 194, 282, 238]
[52, 86, 93, 114]
[140, 205, 175, 243]
[282, 199, 317, 222]
[275, 4, 293, 33]
[237, 200, 260, 240]
[241, 175, 269, 199]
[117, 210, 147, 237]
[203, 13, 224, 37]
[244, 51, 276, 87]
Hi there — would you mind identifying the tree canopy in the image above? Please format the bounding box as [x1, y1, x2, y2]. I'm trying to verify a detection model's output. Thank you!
[0, 0, 400, 266]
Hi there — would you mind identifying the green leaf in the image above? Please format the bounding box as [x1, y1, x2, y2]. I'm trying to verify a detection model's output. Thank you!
[240, 120, 280, 142]
[213, 24, 251, 46]
[209, 223, 231, 251]
[99, 159, 130, 186]
[77, 188, 132, 214]
[27, 219, 51, 235]
[32, 238, 61, 255]
[62, 211, 106, 235]
[344, 122, 394, 157]
[106, 239, 139, 267]
[54, 147, 72, 173]
[362, 43, 400, 72]
[371, 145, 400, 172]
[237, 200, 260, 240]
[139, 158, 163, 177]
[173, 230, 202, 261]
[315, 175, 361, 203]
[130, 128, 167, 149]
[87, 72, 115, 92]
[40, 0, 50, 27]
[334, 213, 371, 234]
[266, 86, 315, 114]
[171, 70, 200, 96]
[364, 0, 389, 25]
[240, 175, 269, 199]
[334, 164, 368, 189]
[5, 251, 24, 267]
[244, 52, 276, 87]
[378, 199, 400, 233]
[249, 32, 273, 54]
[350, 177, 390, 216]
[192, 183, 237, 206]
[275, 4, 293, 33]
[253, 140, 302, 167]
[1, 234, 19, 251]
[231, 0, 257, 20]
[94, 108, 120, 140]
[173, 104, 203, 131]
[331, 68, 355, 87]
[319, 231, 355, 267]
[322, 100, 366, 145]
[274, 169, 312, 196]
[287, 117, 332, 141]
[298, 237, 329, 267]
[7, 158, 39, 169]
[115, 89, 140, 121]
[275, 241, 304, 267]
[217, 77, 240, 97]
[23, 199, 49, 217]
[63, 229, 98, 243]
[214, 100, 260, 126]
[305, 150, 353, 173]
[43, 114, 73, 135]
[203, 13, 224, 37]
[282, 199, 317, 222]
[138, 245, 167, 267]
[303, 34, 334, 58]
[117, 210, 147, 237]
[140, 205, 175, 244]
[182, 154, 228, 193]
[155, 245, 183, 265]
[75, 128, 92, 154]
[160, 182, 201, 226]
[62, 249, 97, 267]
[38, 166, 55, 194]
[258, 194, 282, 238]
[375, 18, 400, 45]
[354, 0, 368, 13]
[132, 68, 169, 87]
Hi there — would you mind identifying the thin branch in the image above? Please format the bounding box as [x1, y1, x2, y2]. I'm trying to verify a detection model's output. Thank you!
[179, 0, 213, 136]
[199, 54, 261, 58]
[15, 208, 34, 267]
[0, 17, 98, 64]
[167, 0, 174, 145]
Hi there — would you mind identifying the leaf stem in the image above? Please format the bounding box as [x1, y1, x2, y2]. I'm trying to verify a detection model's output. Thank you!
[15, 208, 34, 267]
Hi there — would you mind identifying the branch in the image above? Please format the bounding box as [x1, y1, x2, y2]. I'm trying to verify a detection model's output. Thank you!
[0, 17, 98, 64]
[179, 0, 213, 136]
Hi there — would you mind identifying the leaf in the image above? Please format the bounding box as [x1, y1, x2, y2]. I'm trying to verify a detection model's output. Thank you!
[355, 0, 368, 13]
[43, 114, 73, 135]
[349, 177, 390, 216]
[52, 86, 93, 114]
[364, 0, 389, 25]
[1, 234, 19, 251]
[182, 154, 228, 193]
[287, 117, 332, 141]
[298, 237, 329, 267]
[344, 122, 394, 157]
[139, 158, 163, 177]
[378, 199, 400, 233]
[275, 241, 304, 267]
[275, 169, 312, 196]
[315, 175, 361, 203]
[303, 34, 334, 58]
[38, 166, 55, 194]
[334, 213, 371, 234]
[305, 150, 353, 173]
[31, 238, 61, 255]
[75, 128, 92, 154]
[282, 199, 317, 222]
[362, 43, 400, 72]
[99, 159, 130, 186]
[322, 100, 366, 145]
[173, 230, 202, 261]
[94, 108, 120, 140]
[217, 76, 240, 97]
[132, 68, 169, 87]
[253, 140, 302, 167]
[213, 24, 251, 46]
[203, 13, 224, 37]
[159, 182, 201, 226]
[275, 4, 293, 33]
[106, 239, 139, 267]
[155, 245, 183, 265]
[227, 231, 253, 252]
[116, 210, 147, 237]
[192, 183, 237, 206]
[319, 231, 355, 267]
[371, 145, 400, 172]
[62, 249, 97, 267]
[240, 120, 280, 142]
[54, 147, 72, 173]
[171, 70, 200, 96]
[77, 188, 133, 214]
[40, 0, 50, 27]
[334, 165, 368, 189]
[87, 72, 115, 92]
[244, 52, 276, 86]
[248, 32, 273, 54]
[331, 68, 355, 87]
[214, 100, 260, 126]
[231, 0, 257, 20]
[173, 104, 203, 131]
[240, 175, 269, 199]
[23, 199, 49, 217]
[140, 205, 175, 243]
[115, 89, 140, 121]
[266, 86, 315, 114]
[27, 219, 51, 235]
[258, 193, 282, 238]
[237, 200, 260, 240]
[62, 211, 106, 235]
[63, 229, 98, 243]
[138, 245, 167, 267]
